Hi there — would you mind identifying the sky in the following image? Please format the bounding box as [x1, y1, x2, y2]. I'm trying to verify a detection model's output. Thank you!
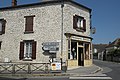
[0, 0, 120, 44]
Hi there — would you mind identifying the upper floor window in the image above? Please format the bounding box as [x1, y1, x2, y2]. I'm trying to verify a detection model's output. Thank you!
[0, 19, 6, 35]
[24, 15, 35, 34]
[73, 15, 86, 32]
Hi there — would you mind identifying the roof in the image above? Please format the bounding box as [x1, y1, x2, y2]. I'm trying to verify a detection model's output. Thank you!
[0, 0, 91, 12]
[93, 44, 108, 53]
[106, 38, 120, 48]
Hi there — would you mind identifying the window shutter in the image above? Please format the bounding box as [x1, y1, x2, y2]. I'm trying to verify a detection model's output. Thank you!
[2, 22, 5, 34]
[83, 19, 86, 31]
[32, 41, 36, 59]
[25, 17, 33, 32]
[0, 19, 6, 34]
[73, 15, 78, 29]
[19, 42, 24, 60]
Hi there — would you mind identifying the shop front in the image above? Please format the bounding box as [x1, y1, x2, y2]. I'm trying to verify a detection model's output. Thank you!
[65, 33, 93, 67]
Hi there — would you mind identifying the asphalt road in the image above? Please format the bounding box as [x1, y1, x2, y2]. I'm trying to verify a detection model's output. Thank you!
[0, 76, 112, 80]
[94, 59, 120, 80]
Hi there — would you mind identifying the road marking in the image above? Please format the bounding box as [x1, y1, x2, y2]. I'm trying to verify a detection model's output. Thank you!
[79, 74, 108, 77]
[69, 77, 112, 80]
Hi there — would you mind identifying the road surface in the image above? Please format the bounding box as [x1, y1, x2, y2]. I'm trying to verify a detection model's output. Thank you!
[94, 59, 120, 80]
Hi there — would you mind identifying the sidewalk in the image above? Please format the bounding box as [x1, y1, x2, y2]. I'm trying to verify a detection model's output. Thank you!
[65, 64, 102, 76]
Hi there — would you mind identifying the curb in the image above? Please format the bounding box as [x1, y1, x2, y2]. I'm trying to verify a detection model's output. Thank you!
[91, 65, 102, 74]
[0, 73, 70, 78]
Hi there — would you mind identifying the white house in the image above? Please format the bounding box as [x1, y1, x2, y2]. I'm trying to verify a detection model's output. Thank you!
[0, 0, 92, 67]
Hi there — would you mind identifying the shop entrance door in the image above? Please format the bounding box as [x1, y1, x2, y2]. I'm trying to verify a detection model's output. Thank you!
[78, 47, 84, 66]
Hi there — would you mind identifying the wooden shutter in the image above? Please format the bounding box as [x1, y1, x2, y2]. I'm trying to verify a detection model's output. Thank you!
[25, 15, 35, 32]
[32, 41, 36, 59]
[25, 17, 33, 32]
[0, 19, 6, 34]
[83, 19, 86, 32]
[2, 20, 6, 34]
[19, 42, 24, 60]
[73, 15, 78, 29]
[0, 42, 1, 49]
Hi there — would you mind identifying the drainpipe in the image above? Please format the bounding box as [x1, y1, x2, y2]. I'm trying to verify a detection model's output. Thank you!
[61, 0, 64, 70]
[12, 0, 17, 7]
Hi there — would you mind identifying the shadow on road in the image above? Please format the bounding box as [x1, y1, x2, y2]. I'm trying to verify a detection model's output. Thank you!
[0, 77, 27, 80]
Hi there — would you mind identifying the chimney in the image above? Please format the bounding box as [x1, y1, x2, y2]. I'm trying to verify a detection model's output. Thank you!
[12, 0, 17, 6]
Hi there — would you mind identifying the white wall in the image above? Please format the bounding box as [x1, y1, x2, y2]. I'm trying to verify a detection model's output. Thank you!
[0, 2, 91, 63]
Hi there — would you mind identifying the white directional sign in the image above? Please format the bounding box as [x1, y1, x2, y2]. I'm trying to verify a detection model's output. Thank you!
[42, 42, 59, 51]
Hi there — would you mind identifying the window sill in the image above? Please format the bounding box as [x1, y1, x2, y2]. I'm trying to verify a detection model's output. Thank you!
[68, 59, 77, 60]
[23, 58, 32, 61]
[24, 31, 34, 34]
[76, 28, 86, 32]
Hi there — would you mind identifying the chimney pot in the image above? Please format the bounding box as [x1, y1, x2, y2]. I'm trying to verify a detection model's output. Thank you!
[12, 0, 17, 6]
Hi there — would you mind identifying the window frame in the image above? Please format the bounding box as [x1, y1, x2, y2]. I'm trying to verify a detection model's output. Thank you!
[19, 40, 37, 61]
[24, 41, 32, 60]
[85, 43, 90, 60]
[24, 15, 35, 34]
[68, 41, 77, 60]
[73, 15, 86, 32]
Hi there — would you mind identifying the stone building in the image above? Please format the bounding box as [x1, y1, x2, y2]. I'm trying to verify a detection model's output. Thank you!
[105, 38, 120, 61]
[0, 0, 92, 67]
[93, 44, 108, 60]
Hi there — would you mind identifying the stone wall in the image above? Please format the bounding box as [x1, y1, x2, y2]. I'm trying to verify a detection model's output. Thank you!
[0, 2, 91, 63]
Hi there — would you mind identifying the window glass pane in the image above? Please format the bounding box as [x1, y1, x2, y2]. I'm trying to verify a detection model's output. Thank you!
[68, 53, 70, 59]
[26, 43, 29, 52]
[24, 42, 32, 59]
[0, 22, 2, 32]
[71, 41, 77, 60]
[78, 42, 83, 46]
[85, 43, 89, 60]
[68, 39, 71, 59]
[81, 20, 83, 28]
[29, 42, 32, 57]
[77, 18, 84, 28]
[77, 18, 81, 28]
